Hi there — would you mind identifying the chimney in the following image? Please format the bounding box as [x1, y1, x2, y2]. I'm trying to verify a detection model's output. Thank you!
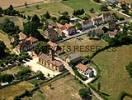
[51, 49, 55, 61]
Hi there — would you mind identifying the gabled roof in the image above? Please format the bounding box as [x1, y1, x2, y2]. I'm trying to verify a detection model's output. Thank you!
[39, 53, 63, 67]
[76, 63, 88, 72]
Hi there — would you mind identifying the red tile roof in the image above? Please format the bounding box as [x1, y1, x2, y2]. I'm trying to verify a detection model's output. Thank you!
[76, 63, 88, 72]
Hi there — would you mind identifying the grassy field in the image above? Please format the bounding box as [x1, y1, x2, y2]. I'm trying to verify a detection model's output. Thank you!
[59, 34, 107, 58]
[17, 0, 101, 17]
[17, 2, 73, 16]
[92, 45, 132, 100]
[0, 30, 12, 50]
[39, 74, 85, 100]
[1, 66, 23, 75]
[62, 0, 101, 13]
[0, 81, 33, 100]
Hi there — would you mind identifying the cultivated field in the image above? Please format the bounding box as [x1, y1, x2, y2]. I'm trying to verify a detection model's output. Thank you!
[93, 45, 132, 99]
[40, 74, 85, 100]
[0, 81, 33, 100]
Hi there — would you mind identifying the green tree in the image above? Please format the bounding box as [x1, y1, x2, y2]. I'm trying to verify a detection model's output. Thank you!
[100, 4, 109, 11]
[75, 23, 82, 30]
[0, 74, 14, 83]
[2, 18, 19, 35]
[79, 88, 92, 99]
[33, 41, 49, 54]
[0, 40, 6, 59]
[17, 67, 31, 79]
[31, 14, 41, 28]
[23, 21, 37, 35]
[94, 0, 101, 3]
[4, 5, 18, 16]
[36, 71, 45, 80]
[126, 62, 132, 78]
[73, 9, 85, 16]
[0, 7, 3, 16]
[44, 11, 51, 19]
[90, 8, 95, 13]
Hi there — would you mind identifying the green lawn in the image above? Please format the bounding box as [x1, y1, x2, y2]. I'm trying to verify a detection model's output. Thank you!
[16, 2, 73, 16]
[92, 45, 132, 100]
[62, 0, 101, 13]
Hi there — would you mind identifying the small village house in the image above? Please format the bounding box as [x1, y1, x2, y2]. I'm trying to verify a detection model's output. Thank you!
[93, 16, 104, 26]
[103, 12, 114, 22]
[81, 19, 94, 31]
[76, 63, 95, 78]
[57, 23, 77, 37]
[44, 28, 62, 42]
[15, 35, 38, 53]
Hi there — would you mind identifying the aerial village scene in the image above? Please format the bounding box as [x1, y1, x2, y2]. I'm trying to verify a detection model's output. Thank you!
[0, 0, 132, 100]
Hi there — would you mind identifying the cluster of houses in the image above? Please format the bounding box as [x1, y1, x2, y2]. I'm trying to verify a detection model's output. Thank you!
[43, 12, 116, 42]
[12, 12, 116, 79]
[13, 32, 65, 72]
[13, 31, 96, 79]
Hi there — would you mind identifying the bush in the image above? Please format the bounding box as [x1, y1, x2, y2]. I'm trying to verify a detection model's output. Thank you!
[79, 88, 92, 99]
[126, 62, 132, 78]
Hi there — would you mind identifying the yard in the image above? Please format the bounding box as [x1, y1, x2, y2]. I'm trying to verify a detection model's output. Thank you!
[92, 45, 132, 99]
[39, 74, 85, 100]
[59, 34, 107, 58]
[0, 81, 33, 100]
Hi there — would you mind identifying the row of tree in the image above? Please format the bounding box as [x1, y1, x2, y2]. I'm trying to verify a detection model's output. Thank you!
[0, 5, 19, 16]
